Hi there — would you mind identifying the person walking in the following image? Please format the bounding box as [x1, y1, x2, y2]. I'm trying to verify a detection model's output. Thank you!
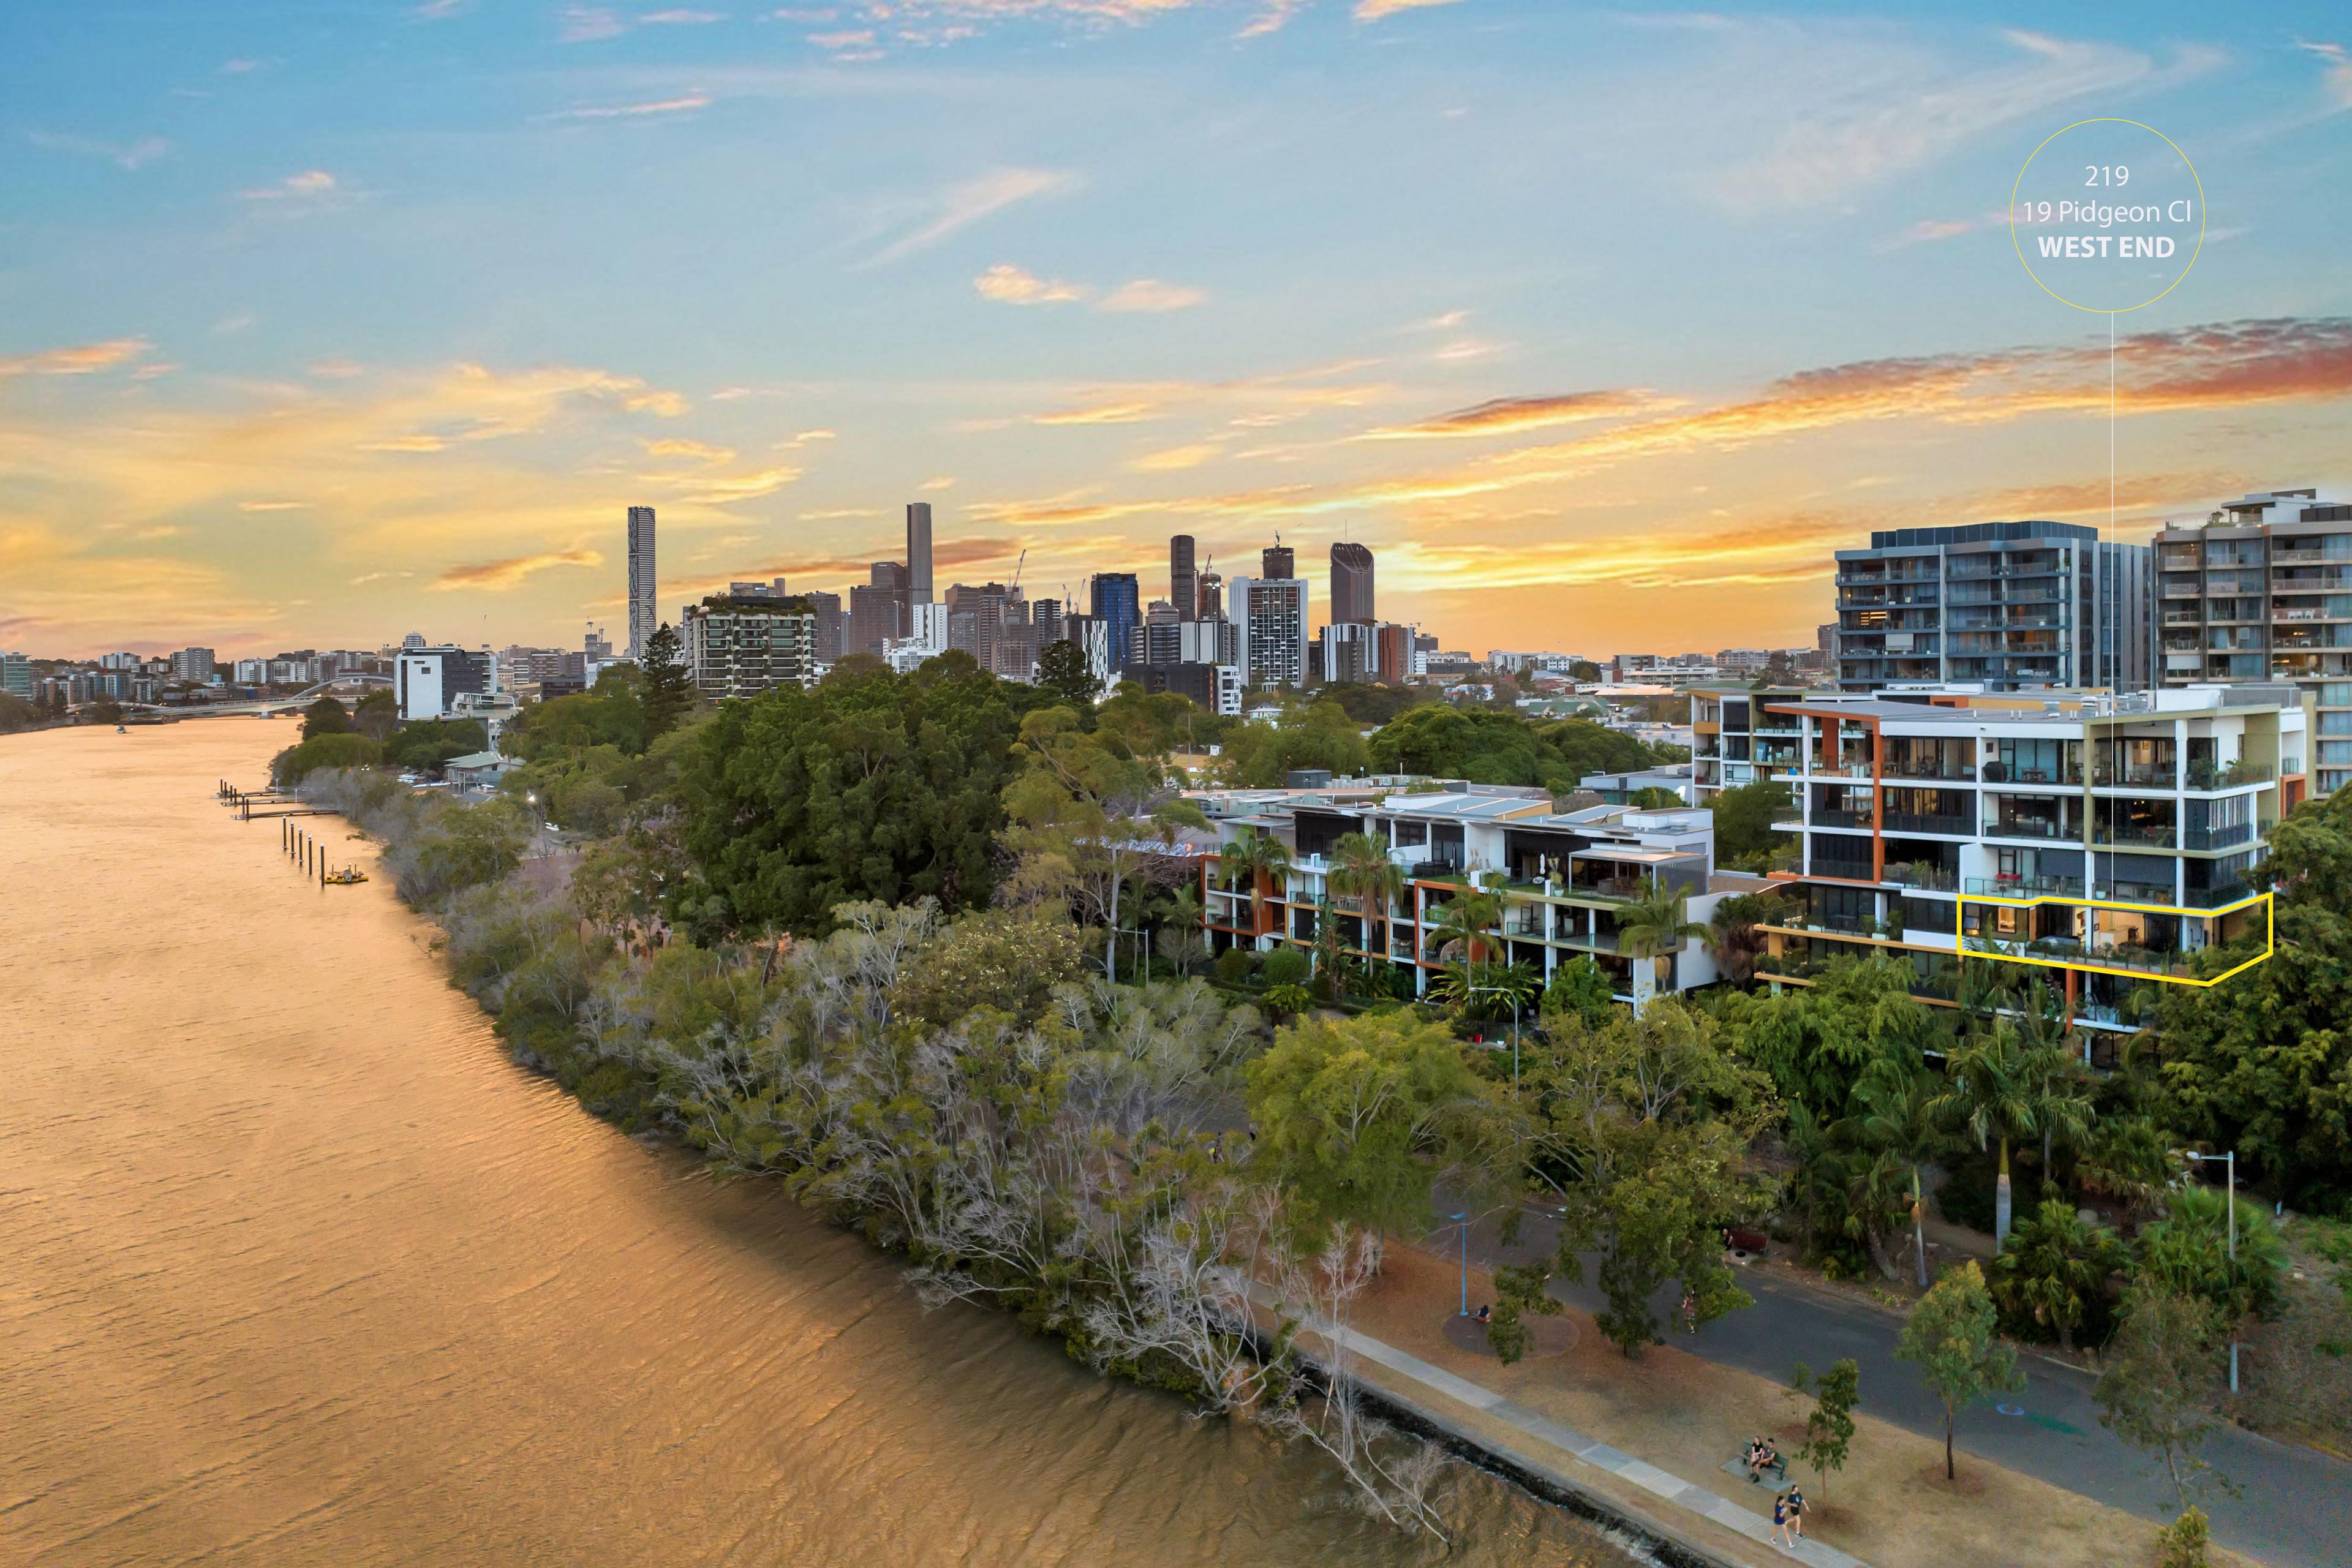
[1786, 1485, 1807, 1541]
[1771, 1490, 1795, 1550]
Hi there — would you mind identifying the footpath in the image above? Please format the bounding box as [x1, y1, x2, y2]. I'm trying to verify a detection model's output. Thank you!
[1280, 1240, 2289, 1568]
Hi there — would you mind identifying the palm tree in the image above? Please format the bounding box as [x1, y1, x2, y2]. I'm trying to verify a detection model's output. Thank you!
[1930, 1020, 2041, 1251]
[2010, 983, 2097, 1179]
[1616, 876, 1706, 1012]
[1990, 1197, 2127, 1354]
[1162, 884, 1207, 975]
[1327, 830, 1406, 969]
[1218, 827, 1291, 943]
[1428, 872, 1507, 966]
[1844, 1057, 1943, 1287]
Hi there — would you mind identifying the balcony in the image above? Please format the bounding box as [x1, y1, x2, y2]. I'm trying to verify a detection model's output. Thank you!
[2184, 759, 2272, 789]
[1961, 933, 2199, 979]
[1966, 874, 2087, 898]
[2096, 823, 2177, 849]
[1882, 811, 1973, 835]
[2180, 880, 2254, 908]
[1986, 815, 2070, 840]
[2162, 610, 2204, 626]
[1812, 809, 1872, 830]
[1566, 875, 1645, 902]
[2181, 823, 2252, 851]
[1883, 861, 1959, 891]
[2093, 763, 2178, 788]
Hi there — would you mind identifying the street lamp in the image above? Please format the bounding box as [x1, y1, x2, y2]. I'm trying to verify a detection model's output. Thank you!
[2182, 1148, 2241, 1393]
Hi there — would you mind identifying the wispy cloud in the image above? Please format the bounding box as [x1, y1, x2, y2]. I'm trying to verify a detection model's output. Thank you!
[642, 7, 728, 22]
[26, 131, 172, 170]
[433, 548, 604, 590]
[1365, 390, 1679, 440]
[0, 337, 149, 379]
[1354, 0, 1464, 20]
[2299, 39, 2352, 111]
[545, 92, 713, 121]
[557, 6, 628, 42]
[974, 263, 1084, 304]
[1098, 277, 1206, 313]
[238, 169, 339, 200]
[238, 500, 311, 512]
[872, 167, 1080, 264]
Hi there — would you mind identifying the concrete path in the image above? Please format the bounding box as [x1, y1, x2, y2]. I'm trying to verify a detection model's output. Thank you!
[1266, 1287, 1862, 1568]
[1438, 1202, 2352, 1568]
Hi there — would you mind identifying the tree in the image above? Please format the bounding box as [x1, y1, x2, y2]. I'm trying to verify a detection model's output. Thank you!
[1427, 873, 1506, 966]
[1990, 1197, 2127, 1352]
[1706, 889, 1791, 987]
[1219, 699, 1370, 787]
[1627, 785, 1684, 810]
[301, 695, 350, 739]
[1539, 954, 1615, 1028]
[1710, 778, 1792, 869]
[1789, 1358, 1860, 1500]
[1218, 827, 1292, 943]
[671, 657, 1052, 938]
[1486, 1261, 1562, 1365]
[1931, 1019, 2040, 1249]
[382, 717, 490, 771]
[2135, 1185, 2289, 1325]
[1895, 1261, 2022, 1480]
[639, 622, 693, 739]
[1036, 638, 1098, 710]
[352, 687, 399, 741]
[0, 692, 40, 733]
[1615, 877, 1705, 1012]
[1567, 660, 1602, 682]
[2155, 1507, 2212, 1568]
[1532, 1004, 1768, 1357]
[1327, 831, 1406, 970]
[890, 910, 1087, 1028]
[1844, 1055, 1944, 1288]
[272, 731, 385, 784]
[2150, 785, 2352, 1207]
[2095, 1286, 2231, 1514]
[1243, 1009, 1507, 1238]
[1001, 706, 1208, 981]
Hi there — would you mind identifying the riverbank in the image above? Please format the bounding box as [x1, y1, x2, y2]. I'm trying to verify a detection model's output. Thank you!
[1, 721, 1644, 1568]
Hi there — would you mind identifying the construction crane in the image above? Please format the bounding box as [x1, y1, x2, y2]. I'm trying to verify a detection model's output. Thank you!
[1009, 547, 1027, 592]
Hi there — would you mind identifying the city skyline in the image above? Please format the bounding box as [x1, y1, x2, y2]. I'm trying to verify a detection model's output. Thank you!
[5, 2, 2352, 657]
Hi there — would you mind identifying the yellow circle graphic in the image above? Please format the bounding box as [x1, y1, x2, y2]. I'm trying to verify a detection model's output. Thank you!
[2010, 118, 2204, 314]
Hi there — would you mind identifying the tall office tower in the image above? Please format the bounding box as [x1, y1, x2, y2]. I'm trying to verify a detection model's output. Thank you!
[1196, 570, 1223, 620]
[804, 590, 844, 663]
[1170, 535, 1198, 619]
[1330, 541, 1375, 625]
[945, 581, 1011, 668]
[850, 561, 910, 657]
[626, 506, 658, 659]
[1030, 598, 1065, 644]
[1229, 575, 1310, 688]
[1261, 543, 1294, 580]
[2154, 487, 2352, 794]
[1090, 572, 1141, 666]
[1833, 519, 2150, 693]
[905, 503, 934, 603]
[1142, 599, 1184, 665]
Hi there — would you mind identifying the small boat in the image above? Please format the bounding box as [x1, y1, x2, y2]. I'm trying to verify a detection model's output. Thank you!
[324, 865, 369, 886]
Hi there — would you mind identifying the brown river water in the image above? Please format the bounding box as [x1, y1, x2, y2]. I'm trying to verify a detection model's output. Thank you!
[1, 722, 1640, 1568]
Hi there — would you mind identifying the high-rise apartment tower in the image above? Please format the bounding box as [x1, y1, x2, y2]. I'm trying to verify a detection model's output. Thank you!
[626, 506, 658, 660]
[1170, 535, 1198, 619]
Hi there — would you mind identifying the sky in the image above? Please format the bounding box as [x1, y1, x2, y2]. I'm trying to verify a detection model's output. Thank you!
[3, 1, 2350, 661]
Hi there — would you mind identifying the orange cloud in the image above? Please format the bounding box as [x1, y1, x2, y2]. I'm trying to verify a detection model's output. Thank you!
[0, 337, 149, 378]
[432, 548, 603, 591]
[1365, 390, 1678, 440]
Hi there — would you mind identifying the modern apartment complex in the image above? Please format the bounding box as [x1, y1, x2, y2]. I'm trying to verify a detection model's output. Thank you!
[1227, 573, 1310, 688]
[1747, 685, 2302, 1035]
[683, 597, 818, 700]
[1834, 521, 2151, 693]
[2151, 488, 2352, 794]
[1194, 783, 1733, 1008]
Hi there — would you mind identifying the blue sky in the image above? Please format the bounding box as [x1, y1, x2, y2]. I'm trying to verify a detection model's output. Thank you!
[4, 1, 2350, 657]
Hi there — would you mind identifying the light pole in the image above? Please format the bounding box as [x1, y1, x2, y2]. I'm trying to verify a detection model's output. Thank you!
[2183, 1148, 2240, 1393]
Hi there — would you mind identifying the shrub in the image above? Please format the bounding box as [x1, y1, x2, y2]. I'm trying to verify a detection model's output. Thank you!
[892, 911, 1086, 1029]
[2157, 1506, 2211, 1568]
[1259, 946, 1310, 987]
[1213, 947, 1258, 986]
[274, 732, 385, 785]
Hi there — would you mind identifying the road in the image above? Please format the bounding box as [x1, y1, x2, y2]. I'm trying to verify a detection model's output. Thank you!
[1436, 1202, 2352, 1568]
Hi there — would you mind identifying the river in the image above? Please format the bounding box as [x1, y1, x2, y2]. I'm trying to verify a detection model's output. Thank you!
[0, 722, 1640, 1568]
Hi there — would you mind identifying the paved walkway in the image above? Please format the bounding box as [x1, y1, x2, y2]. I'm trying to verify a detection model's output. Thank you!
[1440, 1200, 2352, 1568]
[1265, 1288, 1861, 1568]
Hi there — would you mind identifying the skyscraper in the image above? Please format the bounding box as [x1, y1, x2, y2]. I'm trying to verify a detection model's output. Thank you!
[1261, 543, 1294, 580]
[1330, 541, 1375, 624]
[906, 503, 934, 603]
[1230, 574, 1309, 689]
[1170, 535, 1197, 619]
[626, 506, 658, 660]
[850, 561, 910, 657]
[1196, 570, 1223, 620]
[1090, 573, 1141, 666]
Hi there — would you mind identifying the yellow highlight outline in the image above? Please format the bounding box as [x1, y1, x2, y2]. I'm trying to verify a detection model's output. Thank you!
[1954, 889, 2271, 986]
[2010, 117, 2205, 314]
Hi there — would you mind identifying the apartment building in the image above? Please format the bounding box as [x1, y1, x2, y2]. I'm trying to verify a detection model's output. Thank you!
[1835, 521, 2151, 693]
[1750, 685, 2303, 1035]
[682, 597, 818, 700]
[1193, 783, 1732, 1008]
[2152, 488, 2352, 794]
